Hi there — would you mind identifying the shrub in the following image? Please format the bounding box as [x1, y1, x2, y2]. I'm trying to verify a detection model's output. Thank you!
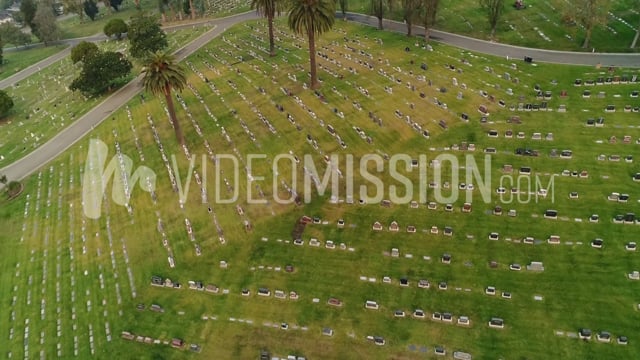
[104, 18, 128, 40]
[0, 89, 14, 118]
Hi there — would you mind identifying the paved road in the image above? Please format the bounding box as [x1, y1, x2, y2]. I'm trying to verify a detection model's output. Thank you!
[4, 12, 638, 91]
[2, 10, 640, 184]
[0, 11, 259, 184]
[345, 13, 640, 67]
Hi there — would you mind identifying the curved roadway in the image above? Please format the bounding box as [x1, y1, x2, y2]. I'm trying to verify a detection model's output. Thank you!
[345, 13, 640, 67]
[1, 11, 639, 184]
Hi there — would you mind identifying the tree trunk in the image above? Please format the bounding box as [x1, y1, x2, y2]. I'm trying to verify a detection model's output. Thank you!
[189, 0, 196, 19]
[134, 0, 140, 9]
[378, 16, 383, 30]
[161, 12, 167, 22]
[631, 29, 639, 48]
[307, 26, 318, 89]
[424, 26, 430, 42]
[79, 0, 84, 21]
[164, 86, 185, 146]
[268, 15, 275, 57]
[490, 26, 496, 40]
[582, 26, 592, 48]
[406, 20, 412, 36]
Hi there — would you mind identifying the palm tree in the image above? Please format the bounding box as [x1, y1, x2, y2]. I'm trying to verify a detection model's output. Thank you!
[288, 0, 335, 89]
[251, 0, 285, 57]
[141, 51, 187, 146]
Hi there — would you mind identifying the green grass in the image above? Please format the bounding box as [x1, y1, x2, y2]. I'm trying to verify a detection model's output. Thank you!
[57, 0, 251, 39]
[348, 0, 640, 53]
[57, 0, 159, 39]
[0, 45, 68, 81]
[2, 18, 640, 359]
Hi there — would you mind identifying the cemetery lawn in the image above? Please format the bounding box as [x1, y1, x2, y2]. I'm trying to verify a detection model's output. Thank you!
[1, 18, 640, 359]
[57, 0, 252, 40]
[58, 4, 152, 40]
[0, 45, 68, 81]
[348, 0, 640, 53]
[0, 25, 210, 168]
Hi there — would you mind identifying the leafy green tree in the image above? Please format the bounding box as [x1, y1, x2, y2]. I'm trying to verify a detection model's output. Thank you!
[632, 0, 640, 48]
[0, 40, 3, 65]
[251, 0, 285, 56]
[182, 0, 190, 17]
[84, 0, 99, 20]
[70, 51, 132, 96]
[479, 0, 504, 40]
[386, 0, 394, 13]
[110, 0, 122, 10]
[181, 0, 195, 19]
[128, 13, 167, 59]
[422, 0, 439, 41]
[62, 0, 84, 21]
[573, 0, 611, 48]
[371, 0, 384, 29]
[402, 0, 421, 36]
[338, 0, 347, 19]
[12, 11, 24, 26]
[0, 90, 14, 118]
[104, 18, 128, 39]
[7, 181, 22, 197]
[189, 0, 195, 19]
[33, 0, 60, 45]
[288, 0, 335, 89]
[195, 0, 205, 15]
[0, 23, 33, 47]
[71, 41, 100, 63]
[170, 0, 183, 20]
[20, 0, 37, 32]
[158, 0, 168, 21]
[141, 51, 187, 145]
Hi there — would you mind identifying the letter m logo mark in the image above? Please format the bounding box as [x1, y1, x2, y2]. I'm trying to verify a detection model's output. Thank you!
[82, 139, 156, 219]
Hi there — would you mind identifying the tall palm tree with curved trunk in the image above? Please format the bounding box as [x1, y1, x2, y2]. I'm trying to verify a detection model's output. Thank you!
[251, 0, 285, 57]
[288, 0, 335, 89]
[142, 51, 187, 146]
